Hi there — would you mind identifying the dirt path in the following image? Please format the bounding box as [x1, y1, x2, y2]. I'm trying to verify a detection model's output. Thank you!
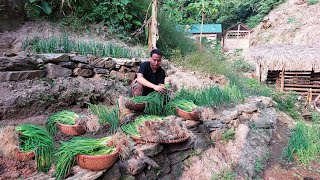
[165, 64, 226, 92]
[263, 112, 320, 180]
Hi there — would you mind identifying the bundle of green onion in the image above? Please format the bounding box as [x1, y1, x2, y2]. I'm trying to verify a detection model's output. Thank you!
[54, 136, 114, 180]
[132, 86, 170, 116]
[16, 124, 55, 173]
[88, 103, 120, 133]
[45, 110, 79, 135]
[168, 99, 198, 112]
[121, 115, 163, 137]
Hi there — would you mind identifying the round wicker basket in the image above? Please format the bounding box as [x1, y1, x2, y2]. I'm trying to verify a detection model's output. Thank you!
[16, 151, 35, 161]
[76, 146, 119, 171]
[176, 107, 200, 120]
[125, 102, 145, 111]
[131, 133, 190, 144]
[56, 122, 86, 136]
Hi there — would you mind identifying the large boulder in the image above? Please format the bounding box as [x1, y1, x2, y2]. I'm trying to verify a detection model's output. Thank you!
[0, 70, 45, 82]
[0, 56, 39, 71]
[46, 63, 72, 78]
[38, 54, 69, 64]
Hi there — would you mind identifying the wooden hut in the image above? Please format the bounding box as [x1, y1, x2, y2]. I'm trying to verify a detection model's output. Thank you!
[187, 24, 222, 42]
[221, 23, 251, 51]
[247, 44, 320, 98]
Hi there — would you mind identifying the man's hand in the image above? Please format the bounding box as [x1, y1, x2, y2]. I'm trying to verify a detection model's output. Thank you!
[153, 84, 167, 94]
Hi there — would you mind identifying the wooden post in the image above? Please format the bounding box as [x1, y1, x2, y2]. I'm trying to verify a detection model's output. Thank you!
[148, 0, 158, 51]
[276, 71, 280, 90]
[237, 23, 240, 39]
[280, 67, 285, 91]
[308, 88, 313, 105]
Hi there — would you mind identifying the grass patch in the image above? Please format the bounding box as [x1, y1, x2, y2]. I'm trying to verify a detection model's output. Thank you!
[22, 35, 145, 58]
[222, 128, 236, 142]
[254, 152, 270, 175]
[308, 0, 319, 5]
[282, 122, 320, 166]
[172, 50, 227, 76]
[232, 59, 255, 72]
[311, 111, 320, 124]
[212, 168, 235, 180]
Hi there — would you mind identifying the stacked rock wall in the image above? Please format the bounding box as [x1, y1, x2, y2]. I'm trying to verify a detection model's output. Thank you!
[0, 52, 142, 82]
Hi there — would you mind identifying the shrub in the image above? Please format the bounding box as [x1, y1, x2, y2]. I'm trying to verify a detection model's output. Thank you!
[308, 0, 319, 5]
[157, 11, 197, 57]
[232, 59, 255, 72]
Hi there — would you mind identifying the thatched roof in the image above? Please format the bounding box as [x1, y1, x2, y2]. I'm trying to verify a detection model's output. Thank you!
[246, 44, 320, 81]
[247, 44, 320, 74]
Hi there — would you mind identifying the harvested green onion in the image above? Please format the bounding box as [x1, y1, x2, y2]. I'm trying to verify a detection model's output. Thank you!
[132, 86, 170, 116]
[167, 99, 197, 113]
[16, 124, 54, 173]
[54, 136, 114, 180]
[121, 115, 163, 137]
[45, 110, 79, 135]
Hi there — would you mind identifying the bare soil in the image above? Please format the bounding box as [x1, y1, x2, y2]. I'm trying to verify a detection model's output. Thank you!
[0, 156, 38, 180]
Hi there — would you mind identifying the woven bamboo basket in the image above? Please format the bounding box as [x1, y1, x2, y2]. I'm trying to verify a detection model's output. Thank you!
[56, 122, 86, 136]
[125, 101, 145, 111]
[16, 151, 35, 161]
[176, 107, 200, 120]
[131, 133, 190, 144]
[76, 146, 119, 171]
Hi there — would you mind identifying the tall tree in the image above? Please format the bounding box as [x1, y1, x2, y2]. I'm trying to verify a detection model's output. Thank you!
[186, 0, 219, 43]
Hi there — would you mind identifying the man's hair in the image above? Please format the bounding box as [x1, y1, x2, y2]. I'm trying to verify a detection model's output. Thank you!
[150, 49, 163, 57]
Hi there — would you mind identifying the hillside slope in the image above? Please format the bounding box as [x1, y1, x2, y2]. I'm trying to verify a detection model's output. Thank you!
[250, 0, 320, 47]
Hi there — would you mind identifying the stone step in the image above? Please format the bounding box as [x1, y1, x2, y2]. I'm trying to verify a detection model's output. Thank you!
[0, 42, 10, 49]
[0, 70, 46, 82]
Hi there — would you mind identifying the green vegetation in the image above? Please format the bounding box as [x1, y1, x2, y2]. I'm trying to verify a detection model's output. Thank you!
[212, 168, 235, 180]
[88, 103, 120, 133]
[157, 12, 197, 57]
[254, 152, 270, 175]
[162, 0, 285, 29]
[174, 85, 243, 107]
[25, 0, 149, 40]
[22, 35, 145, 58]
[282, 122, 320, 166]
[287, 17, 297, 24]
[16, 124, 55, 173]
[121, 115, 163, 137]
[54, 136, 113, 180]
[45, 110, 79, 135]
[167, 99, 197, 112]
[173, 49, 302, 120]
[132, 89, 170, 116]
[308, 0, 319, 5]
[222, 128, 236, 141]
[311, 111, 320, 123]
[232, 59, 255, 72]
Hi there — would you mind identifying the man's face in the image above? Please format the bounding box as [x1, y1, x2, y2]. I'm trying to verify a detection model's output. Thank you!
[150, 53, 162, 71]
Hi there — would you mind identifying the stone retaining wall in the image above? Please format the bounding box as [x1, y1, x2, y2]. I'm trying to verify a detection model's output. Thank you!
[0, 52, 142, 82]
[64, 96, 277, 180]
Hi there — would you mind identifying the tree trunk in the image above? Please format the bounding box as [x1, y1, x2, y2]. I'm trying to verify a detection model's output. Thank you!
[148, 0, 158, 51]
[200, 12, 204, 44]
